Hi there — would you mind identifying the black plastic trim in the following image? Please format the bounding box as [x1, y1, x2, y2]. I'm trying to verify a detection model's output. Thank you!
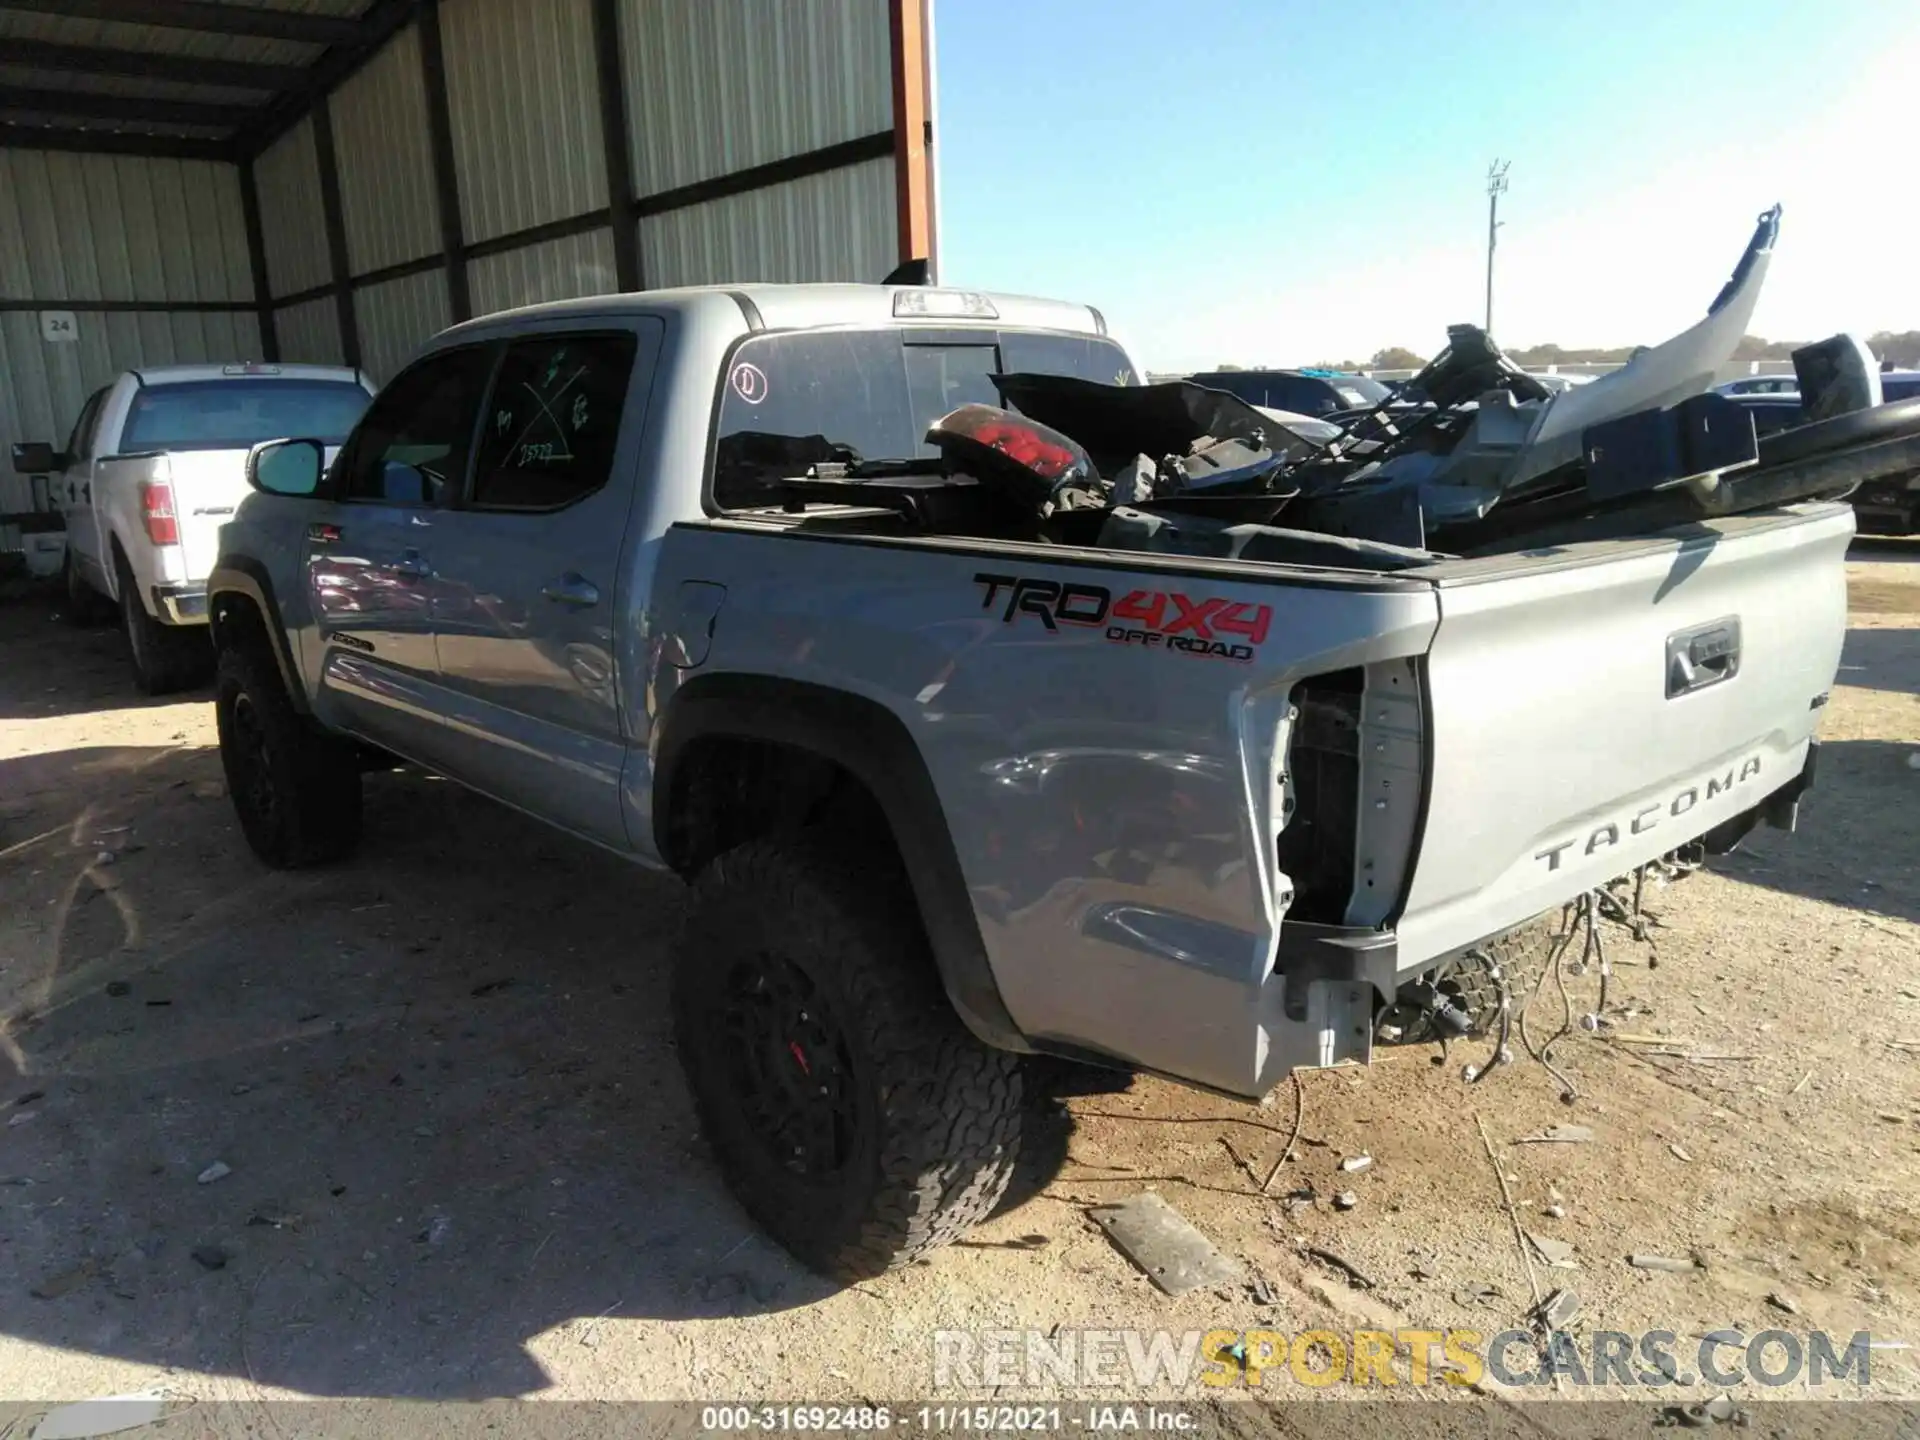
[1273, 921, 1399, 1021]
[653, 672, 1027, 1052]
[728, 292, 765, 332]
[675, 519, 1434, 594]
[1383, 655, 1436, 929]
[207, 558, 308, 714]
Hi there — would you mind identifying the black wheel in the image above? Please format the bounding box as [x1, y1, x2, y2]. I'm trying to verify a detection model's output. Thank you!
[115, 553, 211, 694]
[62, 548, 114, 626]
[673, 834, 1024, 1281]
[215, 640, 362, 868]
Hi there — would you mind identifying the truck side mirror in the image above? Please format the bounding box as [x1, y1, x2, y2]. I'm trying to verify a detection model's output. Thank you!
[11, 441, 57, 475]
[247, 438, 326, 497]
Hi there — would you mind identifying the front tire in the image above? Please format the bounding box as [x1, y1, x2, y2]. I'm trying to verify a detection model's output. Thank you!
[215, 641, 363, 868]
[115, 553, 211, 694]
[673, 835, 1024, 1281]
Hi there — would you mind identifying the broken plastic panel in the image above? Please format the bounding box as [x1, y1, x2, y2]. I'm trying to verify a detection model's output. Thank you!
[1507, 204, 1781, 488]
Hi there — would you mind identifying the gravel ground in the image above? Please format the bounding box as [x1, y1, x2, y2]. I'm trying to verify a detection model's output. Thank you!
[0, 540, 1915, 1421]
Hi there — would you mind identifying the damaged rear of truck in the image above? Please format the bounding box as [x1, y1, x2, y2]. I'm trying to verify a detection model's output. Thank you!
[658, 206, 1891, 1102]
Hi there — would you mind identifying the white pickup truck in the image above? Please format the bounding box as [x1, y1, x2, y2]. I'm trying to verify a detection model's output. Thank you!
[10, 362, 373, 693]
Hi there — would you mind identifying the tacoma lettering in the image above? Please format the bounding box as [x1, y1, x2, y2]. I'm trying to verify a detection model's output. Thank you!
[1535, 755, 1764, 872]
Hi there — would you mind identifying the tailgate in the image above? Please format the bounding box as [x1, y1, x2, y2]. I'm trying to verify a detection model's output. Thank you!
[1393, 502, 1852, 965]
[168, 449, 254, 582]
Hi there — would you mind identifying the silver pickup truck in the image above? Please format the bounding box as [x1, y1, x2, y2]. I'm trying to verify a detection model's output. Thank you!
[209, 283, 1850, 1280]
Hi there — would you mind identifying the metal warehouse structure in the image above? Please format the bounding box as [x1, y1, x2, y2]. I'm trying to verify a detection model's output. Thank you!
[0, 0, 936, 539]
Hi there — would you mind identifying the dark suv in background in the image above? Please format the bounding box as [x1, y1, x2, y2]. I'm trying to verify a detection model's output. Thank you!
[1187, 368, 1393, 416]
[1726, 371, 1920, 535]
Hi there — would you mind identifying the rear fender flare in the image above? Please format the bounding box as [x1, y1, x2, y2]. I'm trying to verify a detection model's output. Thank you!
[652, 673, 1027, 1053]
[208, 559, 309, 715]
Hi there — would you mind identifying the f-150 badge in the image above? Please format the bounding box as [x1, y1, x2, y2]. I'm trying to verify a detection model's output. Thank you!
[973, 572, 1270, 663]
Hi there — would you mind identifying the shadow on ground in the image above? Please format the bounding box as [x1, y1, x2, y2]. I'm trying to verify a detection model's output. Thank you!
[1710, 738, 1919, 926]
[1849, 535, 1920, 565]
[0, 740, 1074, 1397]
[1837, 626, 1920, 697]
[0, 588, 212, 721]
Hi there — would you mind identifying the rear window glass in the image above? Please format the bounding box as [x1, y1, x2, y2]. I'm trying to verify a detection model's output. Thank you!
[712, 327, 1137, 510]
[121, 380, 369, 451]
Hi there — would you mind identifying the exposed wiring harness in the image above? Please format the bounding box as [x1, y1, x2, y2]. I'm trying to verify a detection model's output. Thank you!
[1465, 857, 1680, 1100]
[1461, 948, 1513, 1086]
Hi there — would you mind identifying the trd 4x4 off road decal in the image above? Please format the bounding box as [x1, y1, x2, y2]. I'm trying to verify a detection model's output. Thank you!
[973, 573, 1271, 662]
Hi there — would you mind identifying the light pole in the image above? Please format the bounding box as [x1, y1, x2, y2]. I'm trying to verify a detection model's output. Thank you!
[1485, 160, 1510, 335]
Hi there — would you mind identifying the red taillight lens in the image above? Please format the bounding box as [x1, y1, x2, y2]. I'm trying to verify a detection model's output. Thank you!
[925, 404, 1087, 482]
[139, 480, 178, 546]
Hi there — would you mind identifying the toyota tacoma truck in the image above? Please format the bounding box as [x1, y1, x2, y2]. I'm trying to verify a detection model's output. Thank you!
[9, 362, 372, 693]
[208, 274, 1861, 1282]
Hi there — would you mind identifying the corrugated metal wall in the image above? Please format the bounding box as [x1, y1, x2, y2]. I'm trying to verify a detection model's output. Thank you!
[0, 150, 261, 529]
[621, 0, 891, 195]
[330, 22, 442, 276]
[441, 0, 607, 244]
[639, 155, 894, 290]
[0, 150, 253, 304]
[1, 309, 264, 518]
[3, 0, 916, 560]
[274, 294, 344, 367]
[355, 268, 450, 381]
[255, 115, 331, 299]
[469, 229, 617, 316]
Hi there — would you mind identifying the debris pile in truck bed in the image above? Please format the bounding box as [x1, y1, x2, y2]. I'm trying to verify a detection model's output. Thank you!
[930, 204, 1920, 559]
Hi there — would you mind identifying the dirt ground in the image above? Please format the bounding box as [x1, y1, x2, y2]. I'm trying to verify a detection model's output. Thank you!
[1, 540, 1916, 1421]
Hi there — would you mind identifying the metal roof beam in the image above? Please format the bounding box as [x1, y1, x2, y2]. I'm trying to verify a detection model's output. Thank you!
[0, 0, 367, 46]
[242, 0, 421, 157]
[3, 38, 305, 92]
[0, 122, 235, 161]
[0, 84, 254, 129]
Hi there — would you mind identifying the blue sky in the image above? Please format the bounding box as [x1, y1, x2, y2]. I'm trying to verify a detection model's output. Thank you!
[932, 1, 1920, 372]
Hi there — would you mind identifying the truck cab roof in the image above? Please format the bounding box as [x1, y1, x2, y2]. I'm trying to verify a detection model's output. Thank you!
[436, 284, 1110, 345]
[126, 362, 367, 387]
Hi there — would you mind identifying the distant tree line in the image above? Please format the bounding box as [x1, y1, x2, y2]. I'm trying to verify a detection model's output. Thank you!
[1216, 331, 1920, 373]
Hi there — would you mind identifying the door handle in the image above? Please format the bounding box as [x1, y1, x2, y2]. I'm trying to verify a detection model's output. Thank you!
[540, 573, 601, 608]
[391, 550, 433, 580]
[1666, 617, 1741, 698]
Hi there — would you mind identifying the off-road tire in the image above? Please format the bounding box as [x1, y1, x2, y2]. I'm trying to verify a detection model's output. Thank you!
[673, 834, 1024, 1281]
[115, 552, 211, 694]
[215, 640, 362, 868]
[63, 550, 115, 626]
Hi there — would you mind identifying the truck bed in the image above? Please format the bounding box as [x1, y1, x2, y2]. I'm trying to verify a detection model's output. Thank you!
[650, 499, 1849, 1096]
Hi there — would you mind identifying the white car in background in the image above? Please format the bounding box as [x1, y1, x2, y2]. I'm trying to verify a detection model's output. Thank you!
[10, 363, 373, 693]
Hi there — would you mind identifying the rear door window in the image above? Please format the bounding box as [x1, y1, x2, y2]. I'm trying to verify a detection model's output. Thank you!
[469, 334, 639, 511]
